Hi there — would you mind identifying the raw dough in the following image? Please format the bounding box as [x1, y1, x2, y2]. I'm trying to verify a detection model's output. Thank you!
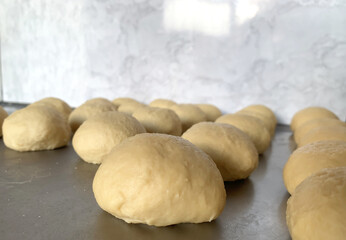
[286, 167, 346, 240]
[294, 118, 346, 145]
[3, 105, 71, 151]
[93, 133, 226, 227]
[132, 106, 182, 136]
[0, 106, 9, 137]
[84, 98, 116, 107]
[112, 97, 140, 107]
[72, 111, 146, 164]
[170, 104, 208, 132]
[31, 97, 72, 119]
[290, 106, 338, 131]
[149, 99, 177, 109]
[236, 110, 276, 137]
[297, 125, 346, 148]
[117, 102, 146, 115]
[215, 114, 270, 154]
[241, 105, 277, 126]
[283, 140, 346, 194]
[68, 101, 118, 132]
[182, 122, 258, 181]
[196, 104, 222, 121]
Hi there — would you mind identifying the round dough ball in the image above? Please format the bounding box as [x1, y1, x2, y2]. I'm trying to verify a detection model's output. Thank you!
[84, 98, 116, 107]
[290, 106, 338, 131]
[149, 99, 177, 109]
[215, 114, 270, 154]
[68, 102, 118, 132]
[170, 104, 208, 132]
[286, 167, 346, 240]
[182, 122, 258, 181]
[283, 140, 346, 194]
[241, 105, 277, 125]
[297, 125, 346, 148]
[31, 97, 72, 119]
[93, 133, 226, 227]
[72, 112, 146, 164]
[132, 106, 182, 136]
[196, 104, 222, 122]
[236, 110, 276, 137]
[294, 118, 346, 146]
[117, 102, 146, 115]
[3, 106, 71, 151]
[0, 106, 9, 137]
[112, 97, 140, 108]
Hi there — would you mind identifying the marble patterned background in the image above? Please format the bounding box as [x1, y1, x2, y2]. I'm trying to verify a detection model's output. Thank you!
[1, 0, 346, 124]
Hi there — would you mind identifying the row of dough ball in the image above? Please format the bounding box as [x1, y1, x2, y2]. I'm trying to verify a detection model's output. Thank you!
[284, 107, 346, 239]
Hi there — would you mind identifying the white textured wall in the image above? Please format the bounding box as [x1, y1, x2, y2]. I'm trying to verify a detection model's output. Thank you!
[1, 0, 346, 124]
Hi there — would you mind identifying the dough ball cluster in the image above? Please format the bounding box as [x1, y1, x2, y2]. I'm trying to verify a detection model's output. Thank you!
[30, 97, 72, 119]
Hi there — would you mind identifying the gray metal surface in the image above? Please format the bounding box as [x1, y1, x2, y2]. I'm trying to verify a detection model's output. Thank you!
[0, 124, 293, 240]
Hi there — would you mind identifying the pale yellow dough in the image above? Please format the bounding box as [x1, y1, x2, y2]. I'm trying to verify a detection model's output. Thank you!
[149, 99, 177, 109]
[68, 100, 117, 132]
[182, 122, 258, 181]
[283, 140, 346, 194]
[132, 106, 182, 136]
[93, 133, 226, 227]
[216, 114, 270, 154]
[297, 125, 346, 148]
[117, 102, 146, 115]
[112, 97, 140, 107]
[72, 112, 146, 164]
[170, 104, 208, 132]
[241, 105, 277, 125]
[294, 118, 346, 146]
[236, 110, 276, 137]
[84, 97, 114, 106]
[31, 97, 72, 119]
[290, 106, 338, 131]
[196, 104, 222, 122]
[0, 106, 9, 137]
[3, 106, 71, 151]
[286, 167, 346, 240]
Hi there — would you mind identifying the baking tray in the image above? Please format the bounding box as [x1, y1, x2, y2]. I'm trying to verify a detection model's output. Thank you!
[0, 104, 293, 240]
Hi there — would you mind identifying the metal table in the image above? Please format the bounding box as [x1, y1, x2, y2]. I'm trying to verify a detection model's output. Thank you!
[0, 104, 293, 240]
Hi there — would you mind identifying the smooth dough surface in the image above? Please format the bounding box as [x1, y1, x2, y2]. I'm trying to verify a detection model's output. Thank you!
[0, 106, 9, 137]
[286, 167, 346, 240]
[73, 112, 146, 164]
[93, 133, 226, 227]
[196, 104, 222, 122]
[170, 104, 208, 132]
[290, 106, 338, 131]
[241, 105, 277, 125]
[216, 114, 270, 154]
[68, 102, 118, 132]
[236, 110, 276, 137]
[117, 102, 146, 115]
[294, 118, 346, 146]
[3, 106, 71, 151]
[84, 98, 116, 107]
[132, 106, 182, 136]
[283, 140, 346, 194]
[297, 125, 346, 148]
[182, 122, 258, 181]
[112, 97, 140, 107]
[31, 97, 72, 119]
[149, 99, 177, 109]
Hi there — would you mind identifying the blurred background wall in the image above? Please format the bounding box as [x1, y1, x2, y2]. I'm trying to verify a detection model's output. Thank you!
[1, 0, 345, 124]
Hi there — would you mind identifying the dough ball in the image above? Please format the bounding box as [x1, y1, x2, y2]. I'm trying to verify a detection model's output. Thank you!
[294, 118, 346, 146]
[31, 97, 72, 119]
[182, 122, 258, 181]
[149, 99, 177, 109]
[286, 167, 346, 240]
[132, 106, 182, 136]
[72, 112, 146, 164]
[170, 104, 208, 132]
[297, 125, 346, 148]
[290, 106, 338, 131]
[0, 106, 9, 137]
[283, 140, 346, 194]
[117, 102, 146, 115]
[3, 106, 71, 151]
[196, 104, 222, 122]
[241, 105, 277, 125]
[68, 102, 118, 132]
[216, 114, 270, 154]
[236, 110, 276, 137]
[93, 133, 226, 227]
[112, 97, 140, 108]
